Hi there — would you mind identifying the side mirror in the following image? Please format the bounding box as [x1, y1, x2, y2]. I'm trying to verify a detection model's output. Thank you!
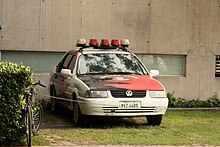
[149, 70, 159, 77]
[61, 69, 72, 76]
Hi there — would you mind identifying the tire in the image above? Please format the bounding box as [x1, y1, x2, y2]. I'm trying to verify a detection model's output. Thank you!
[73, 102, 83, 126]
[147, 115, 163, 126]
[32, 104, 43, 134]
[26, 105, 32, 147]
[50, 87, 58, 113]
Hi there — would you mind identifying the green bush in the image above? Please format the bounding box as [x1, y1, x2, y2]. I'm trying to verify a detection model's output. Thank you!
[0, 61, 33, 145]
[168, 91, 220, 108]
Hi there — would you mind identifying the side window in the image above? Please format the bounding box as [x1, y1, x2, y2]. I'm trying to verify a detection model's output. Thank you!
[63, 54, 73, 69]
[56, 53, 69, 72]
[56, 51, 77, 73]
[68, 56, 77, 72]
[56, 54, 73, 73]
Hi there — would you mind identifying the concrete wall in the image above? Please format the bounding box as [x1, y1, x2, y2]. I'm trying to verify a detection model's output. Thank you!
[155, 0, 220, 99]
[0, 0, 220, 99]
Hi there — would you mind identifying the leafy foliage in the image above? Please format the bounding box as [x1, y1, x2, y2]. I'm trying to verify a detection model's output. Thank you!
[0, 61, 33, 145]
[168, 91, 220, 108]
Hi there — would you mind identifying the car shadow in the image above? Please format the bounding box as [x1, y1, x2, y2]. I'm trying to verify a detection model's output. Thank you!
[42, 106, 148, 129]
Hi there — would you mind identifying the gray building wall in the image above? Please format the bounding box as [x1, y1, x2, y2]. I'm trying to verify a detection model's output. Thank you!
[0, 0, 220, 99]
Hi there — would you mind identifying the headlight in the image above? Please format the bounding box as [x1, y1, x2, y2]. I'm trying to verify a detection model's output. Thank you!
[149, 91, 167, 98]
[85, 90, 108, 98]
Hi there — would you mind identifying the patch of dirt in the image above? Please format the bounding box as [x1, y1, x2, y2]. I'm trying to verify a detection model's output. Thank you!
[40, 107, 147, 146]
[42, 107, 147, 129]
[43, 133, 75, 146]
[42, 107, 74, 129]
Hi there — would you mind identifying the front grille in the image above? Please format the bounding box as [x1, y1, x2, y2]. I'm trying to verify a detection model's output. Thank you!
[110, 90, 146, 98]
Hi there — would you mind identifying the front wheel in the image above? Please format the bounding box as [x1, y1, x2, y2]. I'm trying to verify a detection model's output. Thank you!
[73, 102, 83, 126]
[147, 115, 163, 126]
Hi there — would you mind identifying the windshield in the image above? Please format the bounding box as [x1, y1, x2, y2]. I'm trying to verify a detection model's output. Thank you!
[77, 53, 146, 75]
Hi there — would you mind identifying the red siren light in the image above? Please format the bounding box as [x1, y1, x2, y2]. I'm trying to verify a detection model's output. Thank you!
[111, 39, 120, 47]
[100, 39, 110, 46]
[89, 38, 99, 46]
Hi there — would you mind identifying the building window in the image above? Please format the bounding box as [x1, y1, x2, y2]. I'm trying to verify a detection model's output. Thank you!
[215, 56, 220, 77]
[136, 54, 186, 76]
[0, 51, 64, 72]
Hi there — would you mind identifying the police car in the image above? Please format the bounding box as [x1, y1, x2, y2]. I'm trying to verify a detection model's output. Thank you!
[49, 38, 168, 126]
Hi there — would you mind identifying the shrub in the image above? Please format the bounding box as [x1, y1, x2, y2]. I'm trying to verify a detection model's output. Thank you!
[167, 91, 220, 108]
[0, 61, 33, 145]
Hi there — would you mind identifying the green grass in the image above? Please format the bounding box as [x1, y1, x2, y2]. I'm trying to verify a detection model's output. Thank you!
[33, 109, 220, 146]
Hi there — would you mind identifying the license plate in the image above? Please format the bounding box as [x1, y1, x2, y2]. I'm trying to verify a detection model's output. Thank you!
[119, 101, 141, 109]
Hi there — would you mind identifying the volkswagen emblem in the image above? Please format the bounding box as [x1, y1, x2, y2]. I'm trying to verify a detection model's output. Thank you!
[125, 90, 133, 97]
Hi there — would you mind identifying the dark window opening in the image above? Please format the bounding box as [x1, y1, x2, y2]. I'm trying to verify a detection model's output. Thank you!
[215, 56, 220, 77]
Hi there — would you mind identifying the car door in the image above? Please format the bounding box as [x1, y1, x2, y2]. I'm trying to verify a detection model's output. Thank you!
[54, 54, 73, 99]
[52, 53, 67, 97]
[64, 54, 77, 100]
[60, 53, 77, 108]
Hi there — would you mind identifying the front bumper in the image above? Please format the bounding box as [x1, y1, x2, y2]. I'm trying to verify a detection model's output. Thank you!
[78, 92, 168, 117]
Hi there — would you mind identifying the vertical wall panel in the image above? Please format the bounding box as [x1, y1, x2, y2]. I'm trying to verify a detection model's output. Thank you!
[185, 0, 215, 99]
[81, 0, 112, 40]
[187, 0, 211, 48]
[150, 0, 187, 54]
[111, 0, 150, 52]
[43, 0, 83, 52]
[1, 0, 41, 51]
[212, 0, 220, 55]
[43, 0, 72, 52]
[71, 0, 84, 47]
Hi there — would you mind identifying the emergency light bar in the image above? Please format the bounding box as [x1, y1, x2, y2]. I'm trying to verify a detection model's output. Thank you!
[76, 38, 130, 49]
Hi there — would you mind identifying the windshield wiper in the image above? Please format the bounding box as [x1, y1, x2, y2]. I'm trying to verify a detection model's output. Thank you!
[78, 72, 106, 76]
[107, 72, 142, 75]
[79, 72, 143, 76]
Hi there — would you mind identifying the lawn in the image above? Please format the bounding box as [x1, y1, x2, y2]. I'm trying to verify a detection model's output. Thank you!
[33, 109, 220, 146]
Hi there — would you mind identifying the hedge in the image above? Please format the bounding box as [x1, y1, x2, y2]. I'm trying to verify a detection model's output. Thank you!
[0, 61, 33, 146]
[168, 91, 220, 108]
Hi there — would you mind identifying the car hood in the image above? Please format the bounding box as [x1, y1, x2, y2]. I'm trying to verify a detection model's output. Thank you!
[78, 74, 164, 91]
